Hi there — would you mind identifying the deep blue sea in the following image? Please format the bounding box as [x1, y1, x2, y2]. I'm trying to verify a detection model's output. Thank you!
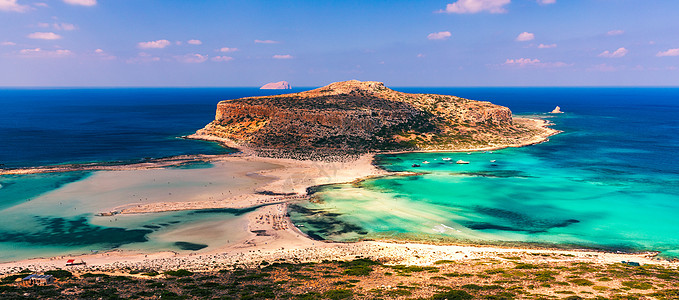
[0, 88, 311, 168]
[1, 87, 678, 260]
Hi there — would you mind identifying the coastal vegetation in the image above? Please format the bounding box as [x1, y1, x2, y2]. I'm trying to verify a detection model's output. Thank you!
[2, 257, 679, 299]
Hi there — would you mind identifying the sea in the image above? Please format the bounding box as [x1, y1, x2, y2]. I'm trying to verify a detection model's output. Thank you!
[1, 87, 679, 261]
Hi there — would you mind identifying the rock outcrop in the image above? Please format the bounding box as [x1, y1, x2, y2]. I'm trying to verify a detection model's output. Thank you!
[195, 80, 552, 156]
[260, 81, 291, 89]
[550, 106, 563, 113]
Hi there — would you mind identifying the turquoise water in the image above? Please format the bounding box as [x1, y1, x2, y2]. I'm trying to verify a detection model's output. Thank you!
[2, 87, 679, 260]
[290, 88, 679, 257]
[0, 170, 263, 262]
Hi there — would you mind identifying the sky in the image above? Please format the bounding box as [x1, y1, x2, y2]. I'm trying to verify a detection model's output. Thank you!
[1, 0, 679, 87]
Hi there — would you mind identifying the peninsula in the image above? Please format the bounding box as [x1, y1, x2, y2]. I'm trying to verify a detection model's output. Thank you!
[192, 80, 558, 157]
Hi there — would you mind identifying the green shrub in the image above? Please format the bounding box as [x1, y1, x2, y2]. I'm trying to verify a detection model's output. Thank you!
[622, 281, 653, 289]
[323, 289, 353, 300]
[44, 269, 73, 278]
[163, 269, 194, 277]
[430, 290, 473, 300]
[569, 278, 594, 286]
[80, 273, 109, 278]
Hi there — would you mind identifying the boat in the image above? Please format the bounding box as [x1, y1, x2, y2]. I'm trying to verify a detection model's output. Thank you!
[456, 160, 470, 164]
[422, 161, 430, 164]
[490, 160, 496, 162]
[442, 157, 452, 161]
[412, 164, 421, 167]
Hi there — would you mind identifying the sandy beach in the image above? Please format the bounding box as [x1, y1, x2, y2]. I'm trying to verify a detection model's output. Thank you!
[4, 115, 671, 277]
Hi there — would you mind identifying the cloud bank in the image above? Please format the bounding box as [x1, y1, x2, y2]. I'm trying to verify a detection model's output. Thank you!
[138, 39, 171, 49]
[63, 0, 96, 6]
[27, 32, 62, 40]
[273, 54, 293, 59]
[439, 0, 510, 14]
[515, 32, 535, 42]
[657, 48, 679, 57]
[0, 0, 31, 12]
[598, 47, 628, 58]
[427, 31, 452, 40]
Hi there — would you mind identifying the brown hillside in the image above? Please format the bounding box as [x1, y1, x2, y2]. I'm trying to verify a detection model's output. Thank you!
[194, 80, 555, 156]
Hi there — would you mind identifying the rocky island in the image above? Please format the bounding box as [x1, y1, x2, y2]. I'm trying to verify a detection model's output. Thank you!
[260, 81, 291, 89]
[193, 80, 557, 157]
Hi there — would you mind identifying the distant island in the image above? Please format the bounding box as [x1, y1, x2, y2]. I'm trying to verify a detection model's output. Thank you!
[260, 81, 291, 89]
[193, 80, 558, 158]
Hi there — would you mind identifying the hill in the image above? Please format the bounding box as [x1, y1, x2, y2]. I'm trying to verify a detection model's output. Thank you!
[193, 80, 557, 157]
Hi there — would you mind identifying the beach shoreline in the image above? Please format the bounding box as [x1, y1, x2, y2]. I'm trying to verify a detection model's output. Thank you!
[5, 115, 673, 276]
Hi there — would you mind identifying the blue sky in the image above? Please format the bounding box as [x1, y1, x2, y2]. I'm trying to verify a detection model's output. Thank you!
[1, 0, 679, 86]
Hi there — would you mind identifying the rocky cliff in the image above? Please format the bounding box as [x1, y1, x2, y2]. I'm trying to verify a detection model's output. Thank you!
[195, 80, 552, 156]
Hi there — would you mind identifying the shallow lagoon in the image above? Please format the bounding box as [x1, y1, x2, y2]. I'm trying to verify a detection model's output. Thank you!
[0, 160, 278, 262]
[290, 94, 679, 257]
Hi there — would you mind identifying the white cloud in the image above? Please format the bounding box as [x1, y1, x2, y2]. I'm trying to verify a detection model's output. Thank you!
[438, 0, 510, 14]
[503, 58, 570, 68]
[19, 48, 73, 57]
[537, 0, 555, 4]
[427, 31, 452, 40]
[607, 30, 624, 36]
[657, 48, 679, 57]
[94, 48, 115, 60]
[212, 56, 233, 62]
[0, 0, 31, 12]
[515, 32, 535, 42]
[63, 0, 96, 6]
[504, 58, 540, 66]
[34, 2, 48, 7]
[1, 41, 16, 46]
[219, 47, 238, 52]
[538, 43, 557, 48]
[187, 39, 202, 45]
[138, 39, 171, 49]
[273, 54, 293, 59]
[176, 53, 208, 63]
[598, 47, 628, 58]
[27, 32, 62, 40]
[255, 39, 279, 44]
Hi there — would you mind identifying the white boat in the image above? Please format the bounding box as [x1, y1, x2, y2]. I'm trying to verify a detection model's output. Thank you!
[422, 161, 430, 164]
[490, 160, 496, 162]
[456, 160, 470, 164]
[442, 157, 452, 161]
